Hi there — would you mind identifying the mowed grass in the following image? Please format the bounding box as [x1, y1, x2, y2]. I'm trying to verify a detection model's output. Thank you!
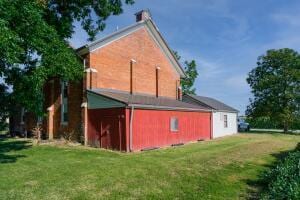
[0, 133, 299, 200]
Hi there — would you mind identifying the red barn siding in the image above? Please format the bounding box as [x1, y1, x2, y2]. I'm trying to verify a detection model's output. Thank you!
[88, 108, 211, 152]
[127, 109, 212, 151]
[87, 108, 127, 151]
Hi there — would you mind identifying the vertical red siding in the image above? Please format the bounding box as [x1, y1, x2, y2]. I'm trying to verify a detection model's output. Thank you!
[87, 108, 127, 151]
[129, 109, 211, 151]
[88, 108, 211, 152]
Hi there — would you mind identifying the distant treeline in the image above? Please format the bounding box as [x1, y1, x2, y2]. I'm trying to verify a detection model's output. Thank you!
[246, 117, 300, 130]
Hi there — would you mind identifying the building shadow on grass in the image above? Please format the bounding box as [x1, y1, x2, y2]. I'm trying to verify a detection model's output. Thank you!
[0, 137, 31, 164]
[243, 148, 295, 200]
[244, 130, 300, 136]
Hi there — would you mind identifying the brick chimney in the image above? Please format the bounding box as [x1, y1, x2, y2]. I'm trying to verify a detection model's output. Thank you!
[135, 10, 151, 22]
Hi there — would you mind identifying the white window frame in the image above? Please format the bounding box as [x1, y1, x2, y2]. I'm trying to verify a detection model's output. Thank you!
[224, 114, 228, 128]
[170, 117, 179, 132]
[61, 80, 68, 125]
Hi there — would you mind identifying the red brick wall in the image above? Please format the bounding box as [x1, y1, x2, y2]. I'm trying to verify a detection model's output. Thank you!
[89, 27, 180, 99]
[40, 26, 183, 141]
[43, 78, 83, 140]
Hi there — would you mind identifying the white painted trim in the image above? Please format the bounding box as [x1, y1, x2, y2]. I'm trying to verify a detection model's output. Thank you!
[144, 20, 185, 77]
[84, 67, 98, 73]
[76, 20, 185, 78]
[85, 22, 144, 53]
[81, 102, 88, 108]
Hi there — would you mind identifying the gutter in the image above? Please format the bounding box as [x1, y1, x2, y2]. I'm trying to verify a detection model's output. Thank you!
[129, 105, 135, 152]
[127, 104, 212, 112]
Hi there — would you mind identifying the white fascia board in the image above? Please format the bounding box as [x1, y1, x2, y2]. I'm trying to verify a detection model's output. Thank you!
[84, 68, 98, 73]
[144, 20, 185, 78]
[77, 20, 185, 78]
[80, 22, 145, 55]
[216, 110, 239, 113]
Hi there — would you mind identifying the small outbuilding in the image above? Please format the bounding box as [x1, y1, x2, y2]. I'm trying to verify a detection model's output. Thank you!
[87, 89, 212, 152]
[183, 94, 239, 138]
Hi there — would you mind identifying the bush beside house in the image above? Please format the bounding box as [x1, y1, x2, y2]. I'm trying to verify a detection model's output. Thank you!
[261, 143, 300, 200]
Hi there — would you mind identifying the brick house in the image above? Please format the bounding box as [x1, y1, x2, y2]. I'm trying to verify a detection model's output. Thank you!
[16, 10, 213, 151]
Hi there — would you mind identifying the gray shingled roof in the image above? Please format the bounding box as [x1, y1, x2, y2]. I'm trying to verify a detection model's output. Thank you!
[183, 94, 238, 112]
[88, 89, 212, 111]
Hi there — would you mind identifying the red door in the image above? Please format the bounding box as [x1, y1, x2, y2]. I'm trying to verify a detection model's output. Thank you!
[100, 116, 120, 150]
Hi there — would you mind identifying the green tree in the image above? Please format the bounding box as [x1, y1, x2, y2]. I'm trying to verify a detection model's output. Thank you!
[246, 48, 300, 133]
[0, 0, 134, 116]
[173, 51, 198, 94]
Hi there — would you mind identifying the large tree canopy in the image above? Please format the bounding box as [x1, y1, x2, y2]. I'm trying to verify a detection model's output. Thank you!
[0, 0, 134, 120]
[246, 48, 300, 132]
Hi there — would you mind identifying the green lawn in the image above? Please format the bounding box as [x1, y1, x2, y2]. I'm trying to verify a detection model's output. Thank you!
[0, 133, 299, 200]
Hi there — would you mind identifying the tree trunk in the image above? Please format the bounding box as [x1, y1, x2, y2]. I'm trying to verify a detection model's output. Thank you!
[283, 123, 288, 133]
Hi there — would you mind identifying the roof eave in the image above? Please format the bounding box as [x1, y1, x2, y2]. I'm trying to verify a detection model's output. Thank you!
[76, 19, 186, 78]
[145, 20, 186, 78]
[184, 94, 239, 113]
[87, 90, 128, 105]
[127, 104, 212, 112]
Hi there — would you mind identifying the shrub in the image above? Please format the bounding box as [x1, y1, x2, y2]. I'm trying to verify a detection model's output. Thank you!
[32, 125, 42, 145]
[261, 144, 300, 200]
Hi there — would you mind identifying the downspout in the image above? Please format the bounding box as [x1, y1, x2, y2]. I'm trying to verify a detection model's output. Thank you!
[82, 58, 88, 146]
[211, 110, 214, 139]
[129, 105, 135, 152]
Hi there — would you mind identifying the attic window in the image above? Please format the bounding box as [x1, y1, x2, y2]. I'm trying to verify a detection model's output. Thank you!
[170, 117, 179, 132]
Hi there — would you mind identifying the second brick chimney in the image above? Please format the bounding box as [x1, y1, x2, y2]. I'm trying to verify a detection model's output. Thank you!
[135, 10, 151, 22]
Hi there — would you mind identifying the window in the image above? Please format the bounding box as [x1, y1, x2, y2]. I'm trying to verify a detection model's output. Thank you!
[170, 117, 179, 132]
[37, 116, 43, 125]
[61, 81, 68, 124]
[224, 114, 228, 128]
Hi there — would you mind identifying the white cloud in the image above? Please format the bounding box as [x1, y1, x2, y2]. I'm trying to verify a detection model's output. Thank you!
[197, 59, 224, 79]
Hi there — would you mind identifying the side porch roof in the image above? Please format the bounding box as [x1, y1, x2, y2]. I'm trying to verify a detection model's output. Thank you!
[87, 89, 212, 112]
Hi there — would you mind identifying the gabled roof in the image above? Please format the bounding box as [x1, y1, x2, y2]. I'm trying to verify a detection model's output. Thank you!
[183, 94, 239, 113]
[76, 19, 185, 78]
[88, 89, 212, 112]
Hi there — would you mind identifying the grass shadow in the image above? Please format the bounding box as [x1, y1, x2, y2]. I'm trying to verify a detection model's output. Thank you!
[244, 148, 295, 200]
[244, 130, 300, 136]
[0, 138, 31, 164]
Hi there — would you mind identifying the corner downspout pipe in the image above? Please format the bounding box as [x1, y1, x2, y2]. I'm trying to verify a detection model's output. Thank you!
[129, 106, 135, 152]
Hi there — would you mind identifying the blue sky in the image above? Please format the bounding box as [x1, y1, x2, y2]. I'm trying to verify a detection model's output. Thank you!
[70, 0, 300, 114]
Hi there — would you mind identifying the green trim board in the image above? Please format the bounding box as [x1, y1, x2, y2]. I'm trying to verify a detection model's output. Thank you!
[87, 91, 125, 109]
